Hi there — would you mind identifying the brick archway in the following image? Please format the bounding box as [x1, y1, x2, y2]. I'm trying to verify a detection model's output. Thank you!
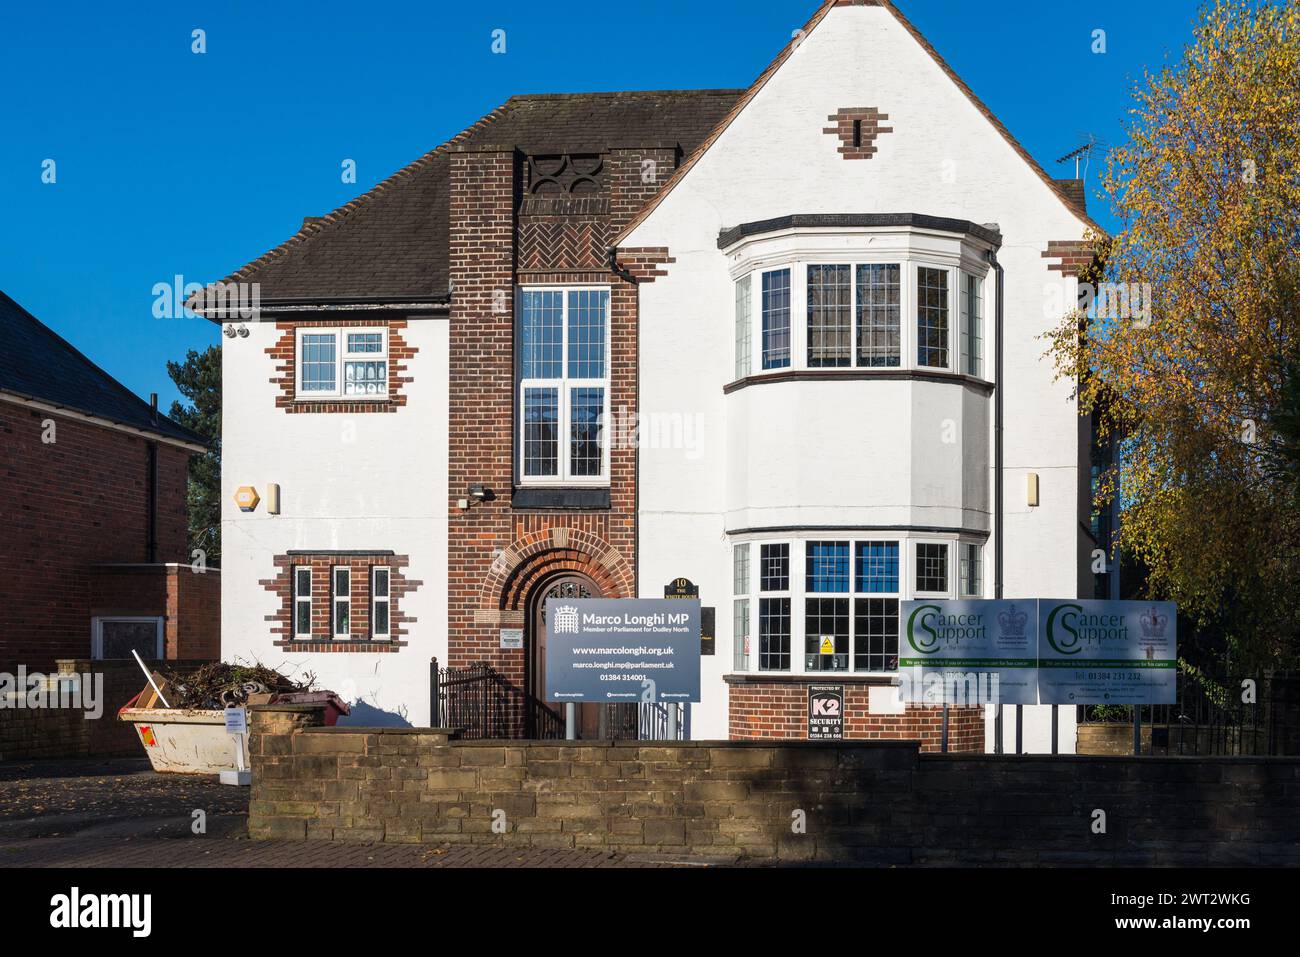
[479, 527, 633, 614]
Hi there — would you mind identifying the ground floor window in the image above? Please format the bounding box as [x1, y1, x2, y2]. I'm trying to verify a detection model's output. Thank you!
[730, 534, 982, 676]
[91, 617, 163, 660]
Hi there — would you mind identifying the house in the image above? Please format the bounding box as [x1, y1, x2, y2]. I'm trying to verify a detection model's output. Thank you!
[198, 0, 1099, 749]
[0, 291, 218, 673]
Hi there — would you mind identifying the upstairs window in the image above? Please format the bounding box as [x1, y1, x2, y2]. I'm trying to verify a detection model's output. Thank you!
[915, 542, 950, 595]
[960, 273, 984, 377]
[916, 267, 950, 369]
[296, 327, 389, 399]
[734, 275, 752, 379]
[518, 287, 610, 484]
[806, 265, 852, 367]
[761, 269, 791, 370]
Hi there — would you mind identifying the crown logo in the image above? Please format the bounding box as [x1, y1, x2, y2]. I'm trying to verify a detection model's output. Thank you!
[998, 604, 1027, 637]
[1140, 607, 1167, 638]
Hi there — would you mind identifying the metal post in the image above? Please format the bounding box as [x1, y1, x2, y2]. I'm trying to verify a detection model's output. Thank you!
[666, 702, 679, 741]
[566, 702, 577, 741]
[940, 704, 950, 753]
[994, 704, 1003, 754]
[1133, 706, 1141, 756]
[1050, 705, 1058, 755]
[429, 657, 440, 727]
[1015, 704, 1023, 754]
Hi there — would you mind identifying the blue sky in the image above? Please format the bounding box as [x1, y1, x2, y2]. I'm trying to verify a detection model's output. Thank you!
[0, 0, 1203, 409]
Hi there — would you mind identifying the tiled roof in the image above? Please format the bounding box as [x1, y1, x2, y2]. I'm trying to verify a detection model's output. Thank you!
[0, 291, 207, 447]
[193, 90, 742, 312]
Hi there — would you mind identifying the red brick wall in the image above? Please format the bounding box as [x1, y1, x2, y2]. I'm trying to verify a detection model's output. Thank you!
[0, 404, 193, 671]
[446, 148, 675, 687]
[727, 680, 984, 752]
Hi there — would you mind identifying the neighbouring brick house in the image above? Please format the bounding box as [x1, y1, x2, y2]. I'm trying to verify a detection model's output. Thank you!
[0, 291, 218, 673]
[198, 0, 1100, 750]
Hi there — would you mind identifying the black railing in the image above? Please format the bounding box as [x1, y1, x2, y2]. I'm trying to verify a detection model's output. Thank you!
[430, 659, 566, 740]
[1078, 668, 1300, 756]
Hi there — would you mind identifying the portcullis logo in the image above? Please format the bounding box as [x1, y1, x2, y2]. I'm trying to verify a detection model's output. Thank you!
[552, 605, 579, 635]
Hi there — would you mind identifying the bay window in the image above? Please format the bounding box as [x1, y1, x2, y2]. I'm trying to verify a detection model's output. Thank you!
[731, 536, 980, 676]
[296, 327, 388, 398]
[732, 259, 989, 378]
[517, 287, 610, 484]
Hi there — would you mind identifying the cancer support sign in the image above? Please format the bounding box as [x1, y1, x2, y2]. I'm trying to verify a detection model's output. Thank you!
[1037, 600, 1177, 705]
[899, 599, 1039, 705]
[546, 598, 701, 704]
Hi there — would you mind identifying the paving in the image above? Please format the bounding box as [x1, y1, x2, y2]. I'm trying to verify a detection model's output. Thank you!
[0, 758, 723, 868]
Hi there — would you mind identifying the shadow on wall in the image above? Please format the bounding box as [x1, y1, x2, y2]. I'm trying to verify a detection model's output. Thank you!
[337, 701, 411, 728]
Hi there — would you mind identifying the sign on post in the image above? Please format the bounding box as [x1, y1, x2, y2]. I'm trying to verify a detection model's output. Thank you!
[1037, 600, 1176, 705]
[546, 598, 701, 704]
[899, 599, 1039, 705]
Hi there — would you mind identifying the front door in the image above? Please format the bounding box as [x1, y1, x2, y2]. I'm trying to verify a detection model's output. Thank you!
[531, 576, 600, 738]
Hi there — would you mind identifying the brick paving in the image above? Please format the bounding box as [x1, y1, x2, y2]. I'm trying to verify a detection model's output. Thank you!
[0, 758, 722, 868]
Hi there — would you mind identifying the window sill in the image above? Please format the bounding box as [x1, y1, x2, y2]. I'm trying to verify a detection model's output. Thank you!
[286, 640, 401, 653]
[512, 487, 611, 510]
[723, 368, 994, 395]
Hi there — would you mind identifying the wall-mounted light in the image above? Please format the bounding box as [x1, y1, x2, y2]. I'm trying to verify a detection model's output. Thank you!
[1027, 473, 1040, 507]
[266, 483, 281, 515]
[468, 484, 492, 502]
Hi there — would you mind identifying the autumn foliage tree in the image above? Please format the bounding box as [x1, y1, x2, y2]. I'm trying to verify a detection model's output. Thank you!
[1047, 0, 1300, 669]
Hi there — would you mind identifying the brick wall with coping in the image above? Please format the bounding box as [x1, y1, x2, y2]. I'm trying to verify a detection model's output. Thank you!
[247, 705, 1300, 864]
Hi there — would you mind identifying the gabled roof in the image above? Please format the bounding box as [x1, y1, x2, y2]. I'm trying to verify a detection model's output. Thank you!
[191, 90, 743, 314]
[0, 291, 207, 448]
[612, 0, 1105, 247]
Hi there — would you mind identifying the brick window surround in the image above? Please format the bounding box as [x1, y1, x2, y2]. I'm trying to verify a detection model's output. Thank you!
[823, 107, 893, 159]
[261, 552, 420, 652]
[266, 319, 416, 413]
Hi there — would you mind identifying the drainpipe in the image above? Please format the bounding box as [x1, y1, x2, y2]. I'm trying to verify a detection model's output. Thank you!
[987, 248, 1005, 753]
[147, 394, 159, 564]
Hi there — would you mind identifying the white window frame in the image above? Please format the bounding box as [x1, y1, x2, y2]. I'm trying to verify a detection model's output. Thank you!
[913, 540, 954, 598]
[516, 285, 612, 487]
[293, 565, 313, 639]
[734, 259, 974, 377]
[913, 263, 955, 372]
[959, 541, 984, 598]
[960, 272, 984, 377]
[331, 565, 352, 639]
[728, 533, 985, 677]
[371, 566, 391, 640]
[90, 616, 164, 659]
[294, 326, 389, 400]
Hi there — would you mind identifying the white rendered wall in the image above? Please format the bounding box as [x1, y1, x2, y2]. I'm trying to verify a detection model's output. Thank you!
[221, 318, 448, 727]
[625, 4, 1087, 748]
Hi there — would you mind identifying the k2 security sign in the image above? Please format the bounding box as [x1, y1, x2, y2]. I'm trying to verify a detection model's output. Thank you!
[546, 599, 701, 703]
[1037, 600, 1176, 705]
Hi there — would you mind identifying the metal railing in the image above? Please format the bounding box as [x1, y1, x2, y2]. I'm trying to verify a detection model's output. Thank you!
[1078, 668, 1299, 756]
[430, 659, 566, 740]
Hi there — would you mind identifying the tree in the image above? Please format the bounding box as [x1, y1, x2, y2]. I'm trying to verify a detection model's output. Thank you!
[167, 345, 221, 566]
[1047, 0, 1300, 670]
